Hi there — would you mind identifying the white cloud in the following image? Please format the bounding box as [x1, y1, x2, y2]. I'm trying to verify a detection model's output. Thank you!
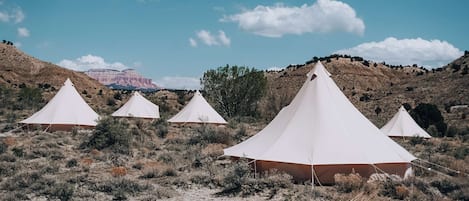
[57, 54, 130, 71]
[17, 27, 29, 37]
[0, 11, 9, 22]
[0, 7, 24, 23]
[154, 76, 201, 90]
[197, 30, 219, 46]
[189, 38, 197, 47]
[14, 41, 21, 47]
[334, 37, 464, 67]
[12, 8, 24, 23]
[221, 0, 364, 37]
[192, 30, 231, 47]
[218, 31, 231, 46]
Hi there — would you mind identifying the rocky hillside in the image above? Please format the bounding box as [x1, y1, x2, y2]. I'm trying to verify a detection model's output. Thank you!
[85, 69, 159, 90]
[0, 43, 114, 113]
[261, 53, 469, 130]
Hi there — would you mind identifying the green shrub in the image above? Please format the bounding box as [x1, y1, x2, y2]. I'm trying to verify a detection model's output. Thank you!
[92, 178, 152, 198]
[453, 146, 469, 159]
[11, 147, 24, 157]
[431, 179, 460, 195]
[81, 117, 131, 155]
[409, 136, 424, 145]
[153, 119, 169, 138]
[189, 126, 232, 145]
[219, 161, 252, 195]
[48, 183, 74, 201]
[66, 159, 78, 168]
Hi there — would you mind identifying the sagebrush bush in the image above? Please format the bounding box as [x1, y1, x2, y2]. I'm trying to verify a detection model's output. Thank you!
[81, 117, 132, 154]
[189, 125, 233, 145]
[92, 178, 152, 199]
[66, 159, 78, 168]
[430, 178, 461, 195]
[334, 173, 364, 193]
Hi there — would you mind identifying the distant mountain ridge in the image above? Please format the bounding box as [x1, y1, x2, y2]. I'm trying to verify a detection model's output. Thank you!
[85, 68, 159, 90]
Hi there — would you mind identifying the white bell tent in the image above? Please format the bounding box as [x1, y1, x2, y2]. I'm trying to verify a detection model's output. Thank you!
[20, 78, 99, 131]
[224, 61, 416, 184]
[168, 91, 227, 125]
[380, 106, 432, 138]
[112, 91, 160, 119]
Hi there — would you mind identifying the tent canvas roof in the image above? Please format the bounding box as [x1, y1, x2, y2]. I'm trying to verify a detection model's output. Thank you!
[20, 78, 99, 126]
[112, 91, 160, 119]
[224, 61, 416, 166]
[168, 91, 227, 124]
[380, 106, 432, 138]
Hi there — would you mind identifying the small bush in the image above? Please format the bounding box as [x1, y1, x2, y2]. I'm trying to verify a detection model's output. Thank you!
[140, 169, 158, 179]
[81, 117, 131, 155]
[66, 159, 78, 168]
[93, 178, 152, 198]
[409, 136, 424, 145]
[334, 173, 364, 193]
[189, 126, 233, 145]
[111, 166, 128, 177]
[48, 183, 74, 201]
[11, 147, 24, 157]
[431, 179, 460, 195]
[161, 167, 177, 177]
[219, 162, 251, 195]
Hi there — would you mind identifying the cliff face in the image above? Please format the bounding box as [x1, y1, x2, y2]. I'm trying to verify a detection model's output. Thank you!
[85, 69, 159, 89]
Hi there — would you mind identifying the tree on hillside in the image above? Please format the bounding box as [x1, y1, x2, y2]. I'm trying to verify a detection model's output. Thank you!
[410, 103, 447, 137]
[201, 65, 267, 118]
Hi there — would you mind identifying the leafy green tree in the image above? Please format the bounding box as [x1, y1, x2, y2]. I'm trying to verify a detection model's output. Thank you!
[410, 103, 447, 137]
[201, 65, 267, 118]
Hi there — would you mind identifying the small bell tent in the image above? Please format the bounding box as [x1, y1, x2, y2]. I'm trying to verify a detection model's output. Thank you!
[380, 106, 432, 138]
[112, 91, 160, 119]
[20, 78, 99, 131]
[168, 91, 227, 125]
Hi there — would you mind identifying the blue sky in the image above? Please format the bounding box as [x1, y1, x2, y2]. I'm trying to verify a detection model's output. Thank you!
[1, 0, 468, 89]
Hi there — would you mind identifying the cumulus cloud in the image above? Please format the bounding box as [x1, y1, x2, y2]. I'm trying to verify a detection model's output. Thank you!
[57, 54, 130, 71]
[17, 27, 29, 37]
[189, 38, 197, 47]
[334, 37, 464, 67]
[0, 7, 24, 23]
[154, 76, 201, 90]
[190, 30, 231, 47]
[0, 11, 8, 22]
[12, 8, 24, 23]
[221, 0, 364, 37]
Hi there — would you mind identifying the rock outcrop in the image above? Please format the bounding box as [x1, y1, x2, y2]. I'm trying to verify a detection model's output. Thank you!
[85, 69, 159, 90]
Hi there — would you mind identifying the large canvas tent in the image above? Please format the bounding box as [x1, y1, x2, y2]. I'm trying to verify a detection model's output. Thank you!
[20, 78, 99, 131]
[380, 106, 432, 138]
[112, 91, 160, 119]
[168, 91, 227, 125]
[224, 61, 416, 184]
